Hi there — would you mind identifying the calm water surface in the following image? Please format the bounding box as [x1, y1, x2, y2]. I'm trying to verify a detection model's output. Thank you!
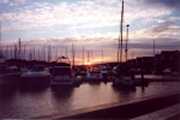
[0, 82, 180, 118]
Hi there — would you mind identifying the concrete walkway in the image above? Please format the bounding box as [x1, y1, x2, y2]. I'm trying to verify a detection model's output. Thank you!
[45, 93, 180, 119]
[132, 103, 180, 120]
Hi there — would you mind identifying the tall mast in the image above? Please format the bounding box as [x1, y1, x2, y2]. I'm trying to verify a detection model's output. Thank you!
[0, 22, 2, 57]
[18, 38, 22, 59]
[43, 45, 46, 61]
[82, 47, 85, 65]
[10, 45, 12, 59]
[120, 0, 124, 63]
[55, 46, 58, 61]
[29, 48, 32, 61]
[72, 44, 75, 68]
[153, 39, 155, 56]
[91, 50, 93, 61]
[87, 50, 90, 64]
[65, 47, 68, 58]
[31, 46, 36, 61]
[14, 44, 18, 60]
[23, 44, 26, 60]
[101, 48, 104, 63]
[47, 45, 51, 62]
[37, 47, 40, 61]
[117, 0, 124, 63]
[0, 22, 1, 44]
[125, 24, 129, 62]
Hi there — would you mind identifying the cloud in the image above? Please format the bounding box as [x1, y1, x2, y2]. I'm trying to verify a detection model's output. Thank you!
[1, 0, 179, 59]
[1, 0, 172, 33]
[144, 0, 180, 10]
[0, 0, 26, 6]
[144, 21, 180, 40]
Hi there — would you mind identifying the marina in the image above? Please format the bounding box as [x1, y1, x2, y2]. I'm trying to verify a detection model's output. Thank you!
[0, 0, 180, 119]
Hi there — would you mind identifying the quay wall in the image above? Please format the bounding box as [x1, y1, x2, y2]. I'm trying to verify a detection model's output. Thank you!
[59, 93, 180, 119]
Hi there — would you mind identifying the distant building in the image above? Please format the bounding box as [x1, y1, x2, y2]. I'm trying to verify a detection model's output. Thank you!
[155, 50, 180, 73]
[126, 50, 180, 74]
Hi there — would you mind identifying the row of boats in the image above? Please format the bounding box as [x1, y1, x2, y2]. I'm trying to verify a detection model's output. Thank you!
[0, 63, 149, 89]
[0, 63, 111, 87]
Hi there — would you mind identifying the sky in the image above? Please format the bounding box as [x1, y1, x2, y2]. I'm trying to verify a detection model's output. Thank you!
[0, 0, 180, 64]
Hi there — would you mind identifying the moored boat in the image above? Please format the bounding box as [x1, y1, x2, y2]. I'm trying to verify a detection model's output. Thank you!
[50, 64, 80, 88]
[20, 65, 50, 87]
[112, 76, 136, 88]
[0, 65, 20, 86]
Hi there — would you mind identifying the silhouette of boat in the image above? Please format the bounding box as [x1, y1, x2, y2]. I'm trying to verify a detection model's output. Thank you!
[0, 65, 20, 86]
[86, 70, 102, 81]
[112, 76, 136, 88]
[50, 66, 74, 86]
[50, 65, 78, 87]
[83, 65, 110, 82]
[50, 56, 80, 88]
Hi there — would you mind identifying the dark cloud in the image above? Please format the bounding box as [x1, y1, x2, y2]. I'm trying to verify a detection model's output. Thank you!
[103, 37, 180, 50]
[150, 21, 175, 33]
[129, 42, 180, 50]
[144, 0, 180, 9]
[141, 20, 180, 38]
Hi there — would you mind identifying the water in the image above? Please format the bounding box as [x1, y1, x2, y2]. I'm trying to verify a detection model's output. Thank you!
[0, 82, 180, 118]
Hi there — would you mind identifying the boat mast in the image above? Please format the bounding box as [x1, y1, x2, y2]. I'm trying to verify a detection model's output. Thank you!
[18, 38, 22, 59]
[117, 0, 124, 63]
[120, 0, 124, 63]
[47, 45, 51, 62]
[125, 24, 129, 62]
[65, 46, 68, 58]
[153, 39, 156, 74]
[153, 39, 155, 56]
[87, 50, 90, 64]
[82, 47, 85, 65]
[23, 44, 26, 60]
[14, 44, 18, 60]
[101, 48, 104, 63]
[72, 44, 75, 68]
[33, 46, 36, 60]
[0, 22, 2, 57]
